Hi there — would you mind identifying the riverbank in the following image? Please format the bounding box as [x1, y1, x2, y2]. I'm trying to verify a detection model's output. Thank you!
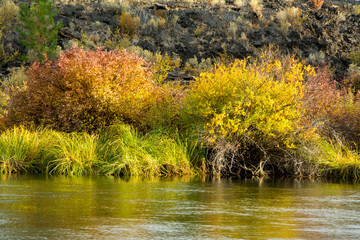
[1, 0, 360, 179]
[1, 119, 359, 179]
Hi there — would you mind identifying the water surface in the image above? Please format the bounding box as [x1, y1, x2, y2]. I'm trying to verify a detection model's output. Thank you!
[1, 175, 359, 239]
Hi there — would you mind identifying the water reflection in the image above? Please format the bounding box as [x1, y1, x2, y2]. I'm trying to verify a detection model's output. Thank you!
[1, 175, 360, 239]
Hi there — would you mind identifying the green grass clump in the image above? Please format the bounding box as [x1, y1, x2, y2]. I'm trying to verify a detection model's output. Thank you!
[0, 124, 194, 177]
[317, 138, 360, 179]
[46, 131, 100, 176]
[0, 126, 48, 174]
[98, 123, 192, 177]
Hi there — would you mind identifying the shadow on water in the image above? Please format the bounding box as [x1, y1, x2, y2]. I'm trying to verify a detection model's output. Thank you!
[1, 174, 360, 239]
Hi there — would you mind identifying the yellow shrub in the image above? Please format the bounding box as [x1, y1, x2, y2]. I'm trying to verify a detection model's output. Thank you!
[153, 51, 180, 84]
[184, 55, 314, 174]
[118, 11, 139, 37]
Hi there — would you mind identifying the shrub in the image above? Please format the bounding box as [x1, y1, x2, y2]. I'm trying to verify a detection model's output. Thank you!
[0, 0, 19, 65]
[250, 0, 263, 19]
[184, 56, 213, 76]
[312, 0, 324, 10]
[276, 7, 303, 35]
[118, 11, 139, 37]
[349, 50, 360, 67]
[0, 33, 19, 66]
[7, 47, 160, 132]
[147, 82, 187, 130]
[153, 51, 180, 84]
[303, 66, 360, 144]
[0, 0, 18, 32]
[183, 54, 314, 176]
[326, 90, 360, 144]
[302, 66, 338, 130]
[0, 90, 7, 123]
[2, 66, 28, 93]
[105, 28, 131, 50]
[16, 0, 62, 62]
[0, 66, 28, 128]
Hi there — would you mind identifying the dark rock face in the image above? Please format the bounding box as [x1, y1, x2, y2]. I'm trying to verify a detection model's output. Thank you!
[2, 0, 360, 80]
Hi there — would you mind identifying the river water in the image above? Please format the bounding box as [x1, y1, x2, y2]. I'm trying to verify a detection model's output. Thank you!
[0, 175, 360, 239]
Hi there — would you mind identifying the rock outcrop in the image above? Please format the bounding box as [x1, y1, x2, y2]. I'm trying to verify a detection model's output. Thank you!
[2, 0, 360, 80]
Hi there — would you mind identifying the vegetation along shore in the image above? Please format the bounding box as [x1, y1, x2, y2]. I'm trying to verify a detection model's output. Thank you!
[1, 0, 360, 179]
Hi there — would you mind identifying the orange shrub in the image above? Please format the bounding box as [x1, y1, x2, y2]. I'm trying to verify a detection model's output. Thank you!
[7, 47, 161, 132]
[312, 0, 324, 10]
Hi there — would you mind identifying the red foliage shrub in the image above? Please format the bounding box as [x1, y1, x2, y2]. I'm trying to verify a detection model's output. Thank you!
[303, 66, 338, 124]
[303, 66, 360, 143]
[7, 47, 161, 132]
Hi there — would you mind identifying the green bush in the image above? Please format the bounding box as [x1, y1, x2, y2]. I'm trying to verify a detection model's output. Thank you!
[16, 0, 62, 62]
[0, 0, 19, 65]
[349, 51, 360, 67]
[0, 0, 18, 30]
[118, 11, 139, 37]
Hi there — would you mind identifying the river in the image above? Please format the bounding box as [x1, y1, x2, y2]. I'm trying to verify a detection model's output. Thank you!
[0, 175, 360, 239]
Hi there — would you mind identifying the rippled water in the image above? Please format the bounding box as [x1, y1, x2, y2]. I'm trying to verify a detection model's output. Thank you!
[0, 175, 360, 239]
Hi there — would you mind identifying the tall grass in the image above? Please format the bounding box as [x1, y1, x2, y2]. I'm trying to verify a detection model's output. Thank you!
[0, 126, 48, 174]
[98, 123, 192, 176]
[317, 138, 360, 179]
[0, 124, 194, 176]
[46, 132, 100, 176]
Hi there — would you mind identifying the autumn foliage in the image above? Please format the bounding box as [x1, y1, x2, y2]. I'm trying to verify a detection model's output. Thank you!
[7, 47, 161, 132]
[183, 54, 315, 175]
[312, 0, 324, 10]
[302, 66, 360, 144]
[4, 45, 360, 178]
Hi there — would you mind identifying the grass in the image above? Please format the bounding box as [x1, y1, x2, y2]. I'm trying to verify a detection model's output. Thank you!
[97, 123, 193, 177]
[47, 131, 100, 176]
[317, 138, 360, 180]
[0, 124, 195, 176]
[0, 126, 49, 174]
[289, 135, 360, 180]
